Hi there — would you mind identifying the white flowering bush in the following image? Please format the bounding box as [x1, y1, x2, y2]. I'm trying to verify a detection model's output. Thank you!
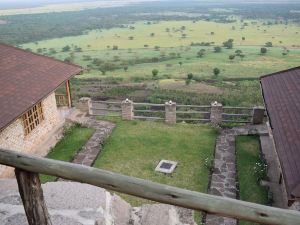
[204, 157, 214, 172]
[253, 161, 268, 182]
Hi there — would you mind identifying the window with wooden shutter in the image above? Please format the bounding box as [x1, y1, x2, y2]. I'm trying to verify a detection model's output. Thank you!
[22, 102, 44, 135]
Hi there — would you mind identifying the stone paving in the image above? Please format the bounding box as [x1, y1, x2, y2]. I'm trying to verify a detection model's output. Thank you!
[206, 125, 269, 225]
[65, 111, 115, 167]
[72, 118, 115, 166]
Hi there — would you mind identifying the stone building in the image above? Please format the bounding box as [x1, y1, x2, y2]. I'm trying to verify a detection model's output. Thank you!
[0, 43, 82, 177]
[260, 66, 300, 207]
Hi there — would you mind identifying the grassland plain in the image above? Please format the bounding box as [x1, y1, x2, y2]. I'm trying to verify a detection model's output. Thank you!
[93, 120, 217, 206]
[23, 20, 300, 50]
[22, 20, 300, 80]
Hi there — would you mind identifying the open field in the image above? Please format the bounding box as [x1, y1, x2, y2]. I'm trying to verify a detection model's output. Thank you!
[22, 20, 300, 80]
[23, 20, 300, 50]
[93, 120, 217, 206]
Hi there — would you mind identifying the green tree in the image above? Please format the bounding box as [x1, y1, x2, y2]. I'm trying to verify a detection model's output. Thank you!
[124, 66, 128, 72]
[197, 49, 206, 58]
[213, 68, 220, 76]
[235, 49, 242, 56]
[214, 46, 222, 53]
[265, 42, 273, 47]
[152, 69, 159, 79]
[223, 39, 234, 49]
[62, 45, 71, 52]
[260, 47, 267, 54]
[229, 54, 235, 62]
[187, 73, 194, 80]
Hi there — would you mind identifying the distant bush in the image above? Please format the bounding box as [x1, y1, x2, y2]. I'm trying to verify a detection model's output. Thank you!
[260, 47, 267, 54]
[214, 46, 222, 53]
[265, 42, 273, 47]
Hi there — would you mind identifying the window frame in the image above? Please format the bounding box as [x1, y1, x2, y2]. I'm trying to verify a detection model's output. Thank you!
[22, 102, 44, 136]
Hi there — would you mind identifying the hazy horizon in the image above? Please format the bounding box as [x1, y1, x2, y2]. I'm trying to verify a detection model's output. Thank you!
[1, 0, 300, 10]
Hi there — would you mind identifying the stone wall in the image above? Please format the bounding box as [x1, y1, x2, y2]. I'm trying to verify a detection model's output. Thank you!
[0, 92, 63, 178]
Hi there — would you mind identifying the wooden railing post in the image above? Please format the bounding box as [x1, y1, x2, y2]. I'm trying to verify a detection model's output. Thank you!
[15, 169, 52, 225]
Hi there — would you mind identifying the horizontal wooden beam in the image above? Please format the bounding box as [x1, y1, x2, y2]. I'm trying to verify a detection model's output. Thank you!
[0, 149, 299, 225]
[176, 111, 210, 114]
[133, 102, 165, 106]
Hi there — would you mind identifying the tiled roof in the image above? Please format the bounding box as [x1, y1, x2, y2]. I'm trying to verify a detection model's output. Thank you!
[260, 66, 300, 200]
[0, 43, 82, 131]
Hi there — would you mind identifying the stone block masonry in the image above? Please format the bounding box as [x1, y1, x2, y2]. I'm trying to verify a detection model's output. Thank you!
[252, 106, 265, 124]
[210, 101, 223, 125]
[165, 101, 176, 124]
[0, 92, 63, 178]
[121, 99, 133, 120]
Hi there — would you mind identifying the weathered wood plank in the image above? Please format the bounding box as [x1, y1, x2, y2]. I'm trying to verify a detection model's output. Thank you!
[0, 149, 299, 225]
[15, 169, 52, 225]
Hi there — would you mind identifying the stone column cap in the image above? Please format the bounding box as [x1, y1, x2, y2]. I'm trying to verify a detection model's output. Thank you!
[211, 101, 222, 107]
[79, 97, 91, 102]
[122, 98, 133, 104]
[165, 100, 176, 105]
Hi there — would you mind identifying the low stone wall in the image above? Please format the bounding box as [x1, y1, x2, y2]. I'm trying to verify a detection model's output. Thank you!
[0, 92, 63, 178]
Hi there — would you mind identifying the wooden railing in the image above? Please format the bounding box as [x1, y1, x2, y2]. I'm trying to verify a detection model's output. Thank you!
[89, 100, 122, 116]
[0, 148, 299, 225]
[222, 106, 253, 123]
[87, 99, 265, 125]
[133, 102, 165, 120]
[176, 104, 211, 123]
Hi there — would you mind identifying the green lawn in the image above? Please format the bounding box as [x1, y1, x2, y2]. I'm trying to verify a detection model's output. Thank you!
[40, 124, 94, 183]
[93, 120, 217, 206]
[236, 136, 269, 225]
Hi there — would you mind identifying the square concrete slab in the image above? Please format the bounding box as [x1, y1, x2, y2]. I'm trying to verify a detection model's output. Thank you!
[155, 160, 177, 174]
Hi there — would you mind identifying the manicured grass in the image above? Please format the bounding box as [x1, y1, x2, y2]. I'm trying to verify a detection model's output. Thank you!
[93, 120, 217, 206]
[236, 136, 269, 225]
[40, 124, 94, 183]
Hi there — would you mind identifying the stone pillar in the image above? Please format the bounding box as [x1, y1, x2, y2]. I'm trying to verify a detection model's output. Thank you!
[121, 99, 133, 120]
[165, 100, 176, 124]
[210, 101, 223, 125]
[77, 97, 91, 114]
[252, 106, 265, 124]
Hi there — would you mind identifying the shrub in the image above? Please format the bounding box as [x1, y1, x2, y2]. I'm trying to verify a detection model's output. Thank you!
[214, 46, 222, 53]
[265, 42, 273, 47]
[213, 68, 220, 76]
[260, 47, 267, 54]
[187, 73, 194, 80]
[152, 69, 159, 79]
